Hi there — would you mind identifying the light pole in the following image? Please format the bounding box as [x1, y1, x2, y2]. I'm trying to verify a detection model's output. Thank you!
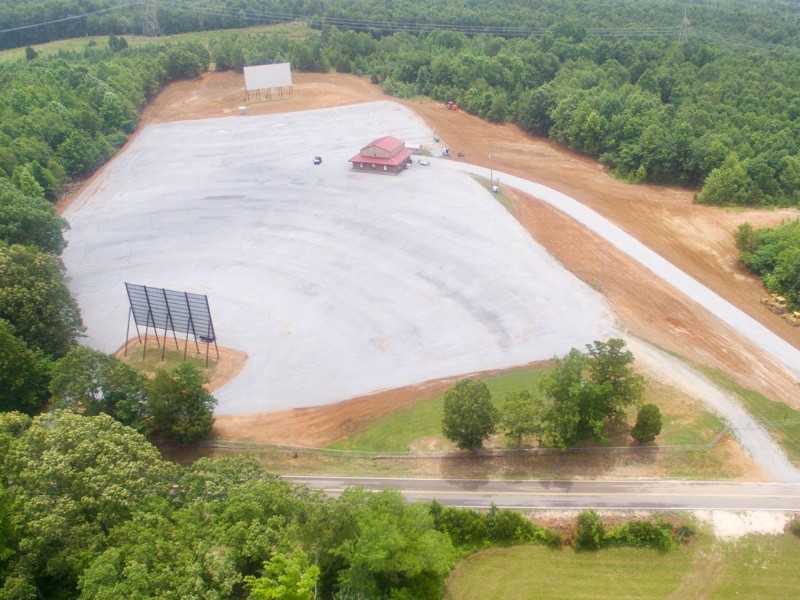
[490, 152, 498, 193]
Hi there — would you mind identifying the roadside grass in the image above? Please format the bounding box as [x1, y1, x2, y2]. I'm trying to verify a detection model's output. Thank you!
[710, 533, 800, 598]
[330, 367, 727, 455]
[118, 341, 218, 380]
[445, 540, 701, 600]
[444, 532, 800, 600]
[329, 366, 548, 452]
[698, 366, 800, 466]
[471, 175, 513, 213]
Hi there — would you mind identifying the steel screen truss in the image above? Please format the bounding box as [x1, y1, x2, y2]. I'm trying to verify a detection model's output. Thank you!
[125, 283, 219, 366]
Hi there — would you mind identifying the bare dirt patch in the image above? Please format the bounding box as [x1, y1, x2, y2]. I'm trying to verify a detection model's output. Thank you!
[61, 71, 800, 452]
[114, 336, 247, 392]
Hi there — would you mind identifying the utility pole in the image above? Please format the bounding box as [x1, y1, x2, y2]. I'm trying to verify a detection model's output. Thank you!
[143, 0, 161, 38]
[679, 7, 690, 44]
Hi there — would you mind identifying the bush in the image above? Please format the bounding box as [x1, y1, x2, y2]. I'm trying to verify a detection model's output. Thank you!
[605, 519, 676, 551]
[436, 506, 488, 549]
[432, 503, 560, 550]
[631, 403, 662, 443]
[575, 510, 605, 550]
[789, 517, 800, 537]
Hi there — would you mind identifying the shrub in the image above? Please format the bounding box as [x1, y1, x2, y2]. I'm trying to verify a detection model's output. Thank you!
[575, 510, 605, 550]
[606, 519, 676, 551]
[436, 506, 488, 549]
[789, 517, 800, 537]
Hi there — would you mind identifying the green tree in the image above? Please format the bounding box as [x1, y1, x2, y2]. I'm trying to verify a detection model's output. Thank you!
[0, 242, 84, 357]
[631, 403, 662, 443]
[149, 362, 216, 442]
[697, 154, 752, 205]
[540, 339, 644, 447]
[10, 164, 44, 198]
[585, 338, 645, 425]
[0, 180, 68, 253]
[3, 411, 174, 595]
[441, 379, 498, 450]
[56, 129, 99, 176]
[499, 389, 541, 447]
[336, 489, 455, 600]
[539, 348, 586, 449]
[49, 346, 150, 432]
[246, 551, 320, 600]
[0, 319, 51, 414]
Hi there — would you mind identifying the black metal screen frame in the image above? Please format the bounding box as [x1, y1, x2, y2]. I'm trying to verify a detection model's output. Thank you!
[124, 283, 219, 365]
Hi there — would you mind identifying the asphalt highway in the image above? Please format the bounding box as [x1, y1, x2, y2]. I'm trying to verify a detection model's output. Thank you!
[285, 476, 800, 511]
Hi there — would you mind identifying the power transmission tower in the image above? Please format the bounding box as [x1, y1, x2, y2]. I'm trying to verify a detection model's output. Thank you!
[143, 0, 161, 37]
[679, 8, 690, 44]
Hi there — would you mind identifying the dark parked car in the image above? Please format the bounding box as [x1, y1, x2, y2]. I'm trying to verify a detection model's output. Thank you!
[313, 156, 322, 165]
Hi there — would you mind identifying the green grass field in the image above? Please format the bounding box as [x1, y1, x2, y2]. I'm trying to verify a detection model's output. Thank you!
[329, 366, 548, 452]
[445, 533, 800, 600]
[329, 366, 725, 454]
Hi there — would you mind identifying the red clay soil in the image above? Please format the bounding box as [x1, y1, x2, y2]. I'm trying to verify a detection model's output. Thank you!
[61, 71, 800, 446]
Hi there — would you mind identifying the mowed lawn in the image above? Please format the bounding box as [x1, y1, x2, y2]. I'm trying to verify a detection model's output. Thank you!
[445, 533, 800, 600]
[329, 367, 548, 452]
[328, 365, 727, 456]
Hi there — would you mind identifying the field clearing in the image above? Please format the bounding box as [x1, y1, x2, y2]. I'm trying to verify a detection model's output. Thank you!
[62, 100, 614, 415]
[444, 532, 800, 600]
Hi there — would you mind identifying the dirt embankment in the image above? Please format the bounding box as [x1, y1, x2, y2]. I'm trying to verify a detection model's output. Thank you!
[62, 70, 800, 446]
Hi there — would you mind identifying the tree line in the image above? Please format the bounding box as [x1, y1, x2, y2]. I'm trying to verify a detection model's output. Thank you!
[4, 5, 800, 207]
[0, 38, 216, 441]
[189, 21, 800, 206]
[441, 339, 662, 452]
[4, 0, 800, 50]
[736, 219, 800, 310]
[0, 410, 688, 598]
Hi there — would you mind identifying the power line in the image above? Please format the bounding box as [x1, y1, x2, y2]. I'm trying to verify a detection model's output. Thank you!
[679, 7, 691, 43]
[142, 0, 161, 38]
[2, 0, 798, 55]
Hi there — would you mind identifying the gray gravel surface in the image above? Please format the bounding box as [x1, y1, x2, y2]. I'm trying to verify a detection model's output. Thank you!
[63, 102, 614, 414]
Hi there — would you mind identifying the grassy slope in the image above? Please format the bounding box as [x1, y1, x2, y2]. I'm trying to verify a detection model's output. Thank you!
[329, 367, 548, 452]
[445, 533, 800, 600]
[698, 366, 800, 466]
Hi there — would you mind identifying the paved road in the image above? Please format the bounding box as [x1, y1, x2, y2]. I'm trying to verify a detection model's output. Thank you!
[285, 476, 800, 511]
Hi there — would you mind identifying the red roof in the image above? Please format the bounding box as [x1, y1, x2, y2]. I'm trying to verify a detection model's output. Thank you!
[364, 135, 405, 154]
[349, 148, 414, 167]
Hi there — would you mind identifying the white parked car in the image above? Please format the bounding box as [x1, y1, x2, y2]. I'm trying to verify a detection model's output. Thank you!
[419, 159, 430, 166]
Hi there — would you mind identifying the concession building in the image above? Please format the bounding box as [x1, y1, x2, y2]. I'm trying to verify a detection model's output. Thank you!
[348, 135, 414, 174]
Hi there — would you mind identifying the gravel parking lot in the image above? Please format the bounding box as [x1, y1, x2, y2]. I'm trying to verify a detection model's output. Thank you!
[63, 101, 614, 414]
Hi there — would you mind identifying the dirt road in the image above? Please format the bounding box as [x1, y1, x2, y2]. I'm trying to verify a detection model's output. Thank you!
[65, 70, 800, 446]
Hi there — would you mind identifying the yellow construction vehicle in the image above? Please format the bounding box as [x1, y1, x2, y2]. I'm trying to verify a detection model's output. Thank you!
[761, 293, 788, 315]
[783, 311, 800, 327]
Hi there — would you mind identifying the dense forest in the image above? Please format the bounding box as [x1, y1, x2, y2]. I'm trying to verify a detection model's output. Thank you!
[3, 0, 800, 50]
[2, 1, 800, 205]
